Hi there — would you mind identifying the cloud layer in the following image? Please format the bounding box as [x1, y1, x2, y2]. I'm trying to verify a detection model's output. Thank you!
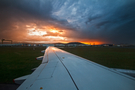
[0, 0, 135, 44]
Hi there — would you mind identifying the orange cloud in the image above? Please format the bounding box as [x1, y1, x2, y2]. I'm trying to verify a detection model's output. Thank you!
[80, 40, 105, 45]
[0, 19, 106, 44]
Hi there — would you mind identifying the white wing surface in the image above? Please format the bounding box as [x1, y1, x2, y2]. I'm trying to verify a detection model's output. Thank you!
[17, 47, 135, 90]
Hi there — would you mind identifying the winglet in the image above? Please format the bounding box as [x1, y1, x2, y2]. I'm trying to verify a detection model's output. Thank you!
[14, 74, 30, 84]
[36, 56, 43, 60]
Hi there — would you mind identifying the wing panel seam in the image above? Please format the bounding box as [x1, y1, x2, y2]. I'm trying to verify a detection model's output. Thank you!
[52, 50, 79, 90]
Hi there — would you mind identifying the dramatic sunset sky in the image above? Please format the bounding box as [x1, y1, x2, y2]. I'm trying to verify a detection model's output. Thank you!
[0, 0, 135, 44]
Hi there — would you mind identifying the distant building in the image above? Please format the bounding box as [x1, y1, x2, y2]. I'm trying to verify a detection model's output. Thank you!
[117, 45, 121, 47]
[0, 44, 22, 47]
[33, 44, 37, 46]
[22, 43, 28, 46]
[102, 44, 114, 47]
[55, 43, 66, 47]
[42, 44, 54, 47]
[38, 44, 41, 46]
[28, 44, 31, 46]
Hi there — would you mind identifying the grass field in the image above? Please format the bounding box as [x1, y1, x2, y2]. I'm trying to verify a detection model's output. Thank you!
[61, 47, 135, 70]
[0, 47, 45, 83]
[0, 46, 135, 83]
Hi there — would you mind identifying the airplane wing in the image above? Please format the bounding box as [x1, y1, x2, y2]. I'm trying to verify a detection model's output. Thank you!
[16, 46, 135, 90]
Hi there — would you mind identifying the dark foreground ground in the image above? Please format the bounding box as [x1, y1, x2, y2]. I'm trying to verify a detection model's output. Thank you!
[0, 84, 19, 90]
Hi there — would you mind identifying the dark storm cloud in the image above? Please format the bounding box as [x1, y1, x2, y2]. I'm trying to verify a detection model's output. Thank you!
[0, 0, 135, 44]
[96, 21, 110, 28]
[101, 2, 135, 44]
[76, 0, 135, 44]
[85, 15, 102, 25]
[0, 0, 74, 34]
[0, 0, 52, 19]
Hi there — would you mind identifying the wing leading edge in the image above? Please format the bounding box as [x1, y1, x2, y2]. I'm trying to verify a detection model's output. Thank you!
[17, 47, 135, 90]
